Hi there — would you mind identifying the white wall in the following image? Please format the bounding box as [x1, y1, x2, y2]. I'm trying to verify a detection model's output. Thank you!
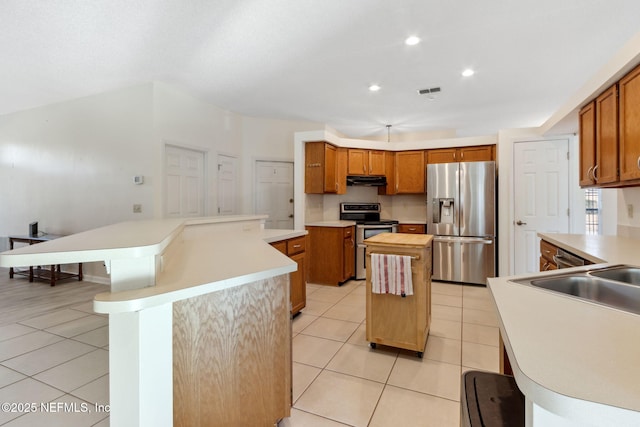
[152, 82, 244, 216]
[0, 82, 322, 283]
[618, 187, 640, 238]
[0, 83, 156, 280]
[240, 116, 323, 215]
[0, 84, 155, 237]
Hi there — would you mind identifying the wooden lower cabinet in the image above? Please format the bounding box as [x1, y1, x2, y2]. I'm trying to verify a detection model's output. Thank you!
[540, 239, 558, 272]
[306, 225, 355, 286]
[271, 235, 307, 315]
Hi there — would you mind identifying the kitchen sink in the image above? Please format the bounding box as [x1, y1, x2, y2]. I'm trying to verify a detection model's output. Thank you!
[589, 266, 640, 285]
[513, 265, 640, 315]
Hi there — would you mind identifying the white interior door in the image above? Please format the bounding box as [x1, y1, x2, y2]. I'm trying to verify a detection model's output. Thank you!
[165, 145, 205, 218]
[217, 154, 237, 215]
[514, 139, 570, 274]
[255, 161, 294, 229]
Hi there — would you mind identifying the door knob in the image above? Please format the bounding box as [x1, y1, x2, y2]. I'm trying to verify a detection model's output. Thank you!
[288, 214, 294, 218]
[516, 220, 527, 226]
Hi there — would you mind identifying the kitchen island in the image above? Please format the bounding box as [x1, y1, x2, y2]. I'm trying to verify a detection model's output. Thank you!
[364, 233, 433, 356]
[0, 216, 305, 427]
[489, 234, 640, 426]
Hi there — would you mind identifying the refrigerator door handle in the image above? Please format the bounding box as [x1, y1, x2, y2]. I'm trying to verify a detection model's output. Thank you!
[433, 236, 493, 244]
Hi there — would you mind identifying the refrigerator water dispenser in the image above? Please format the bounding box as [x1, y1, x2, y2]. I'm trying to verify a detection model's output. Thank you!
[432, 198, 455, 224]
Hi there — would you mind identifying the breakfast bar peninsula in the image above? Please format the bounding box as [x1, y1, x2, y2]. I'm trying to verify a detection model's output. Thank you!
[0, 216, 304, 427]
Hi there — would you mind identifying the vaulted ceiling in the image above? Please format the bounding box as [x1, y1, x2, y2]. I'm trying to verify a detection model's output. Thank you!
[2, 0, 640, 138]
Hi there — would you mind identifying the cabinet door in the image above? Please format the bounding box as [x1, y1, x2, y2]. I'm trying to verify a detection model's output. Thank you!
[368, 150, 386, 175]
[324, 144, 338, 193]
[343, 228, 355, 281]
[336, 147, 348, 194]
[396, 151, 425, 193]
[290, 252, 306, 315]
[595, 85, 619, 185]
[619, 64, 640, 182]
[579, 101, 597, 187]
[426, 148, 457, 164]
[347, 149, 368, 175]
[459, 145, 494, 162]
[304, 142, 325, 194]
[378, 151, 396, 195]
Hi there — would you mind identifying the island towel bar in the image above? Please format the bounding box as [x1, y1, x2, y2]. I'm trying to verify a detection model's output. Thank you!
[367, 253, 420, 261]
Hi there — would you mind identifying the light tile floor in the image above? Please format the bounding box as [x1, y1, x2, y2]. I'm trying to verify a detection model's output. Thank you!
[0, 276, 500, 427]
[282, 279, 501, 427]
[0, 297, 109, 426]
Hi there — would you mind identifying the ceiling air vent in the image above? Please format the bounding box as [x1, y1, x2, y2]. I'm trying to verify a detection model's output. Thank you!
[418, 87, 441, 95]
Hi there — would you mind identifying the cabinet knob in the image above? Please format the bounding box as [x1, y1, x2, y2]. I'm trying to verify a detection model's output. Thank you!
[593, 164, 599, 182]
[587, 166, 594, 181]
[637, 156, 640, 170]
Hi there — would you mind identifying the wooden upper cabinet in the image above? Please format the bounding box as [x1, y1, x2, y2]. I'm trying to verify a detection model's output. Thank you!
[347, 149, 368, 175]
[395, 151, 425, 194]
[619, 63, 640, 182]
[305, 141, 346, 194]
[579, 101, 597, 187]
[595, 85, 619, 185]
[427, 145, 494, 164]
[426, 148, 457, 164]
[368, 150, 386, 175]
[459, 145, 495, 162]
[347, 149, 385, 175]
[378, 151, 396, 195]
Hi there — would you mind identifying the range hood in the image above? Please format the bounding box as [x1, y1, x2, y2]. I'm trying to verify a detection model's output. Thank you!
[346, 175, 387, 186]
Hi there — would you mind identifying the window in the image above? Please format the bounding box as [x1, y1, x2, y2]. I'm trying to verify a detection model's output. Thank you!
[585, 188, 601, 235]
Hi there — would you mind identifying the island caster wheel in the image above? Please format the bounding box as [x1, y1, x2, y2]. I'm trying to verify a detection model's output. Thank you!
[417, 351, 423, 359]
[370, 342, 377, 349]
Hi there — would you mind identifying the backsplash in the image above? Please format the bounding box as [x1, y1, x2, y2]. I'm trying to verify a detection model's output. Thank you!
[307, 187, 427, 223]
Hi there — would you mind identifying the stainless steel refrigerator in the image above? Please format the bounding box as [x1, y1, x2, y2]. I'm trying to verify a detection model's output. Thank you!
[426, 161, 496, 285]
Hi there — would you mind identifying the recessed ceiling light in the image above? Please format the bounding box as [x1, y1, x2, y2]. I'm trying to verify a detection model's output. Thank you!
[369, 84, 381, 92]
[462, 68, 475, 77]
[405, 36, 421, 46]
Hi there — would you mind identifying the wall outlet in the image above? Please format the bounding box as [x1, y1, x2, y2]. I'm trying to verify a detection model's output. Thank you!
[133, 204, 142, 213]
[628, 204, 634, 219]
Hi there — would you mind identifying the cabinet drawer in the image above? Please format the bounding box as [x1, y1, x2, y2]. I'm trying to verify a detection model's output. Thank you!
[398, 224, 425, 234]
[286, 236, 306, 255]
[540, 240, 557, 263]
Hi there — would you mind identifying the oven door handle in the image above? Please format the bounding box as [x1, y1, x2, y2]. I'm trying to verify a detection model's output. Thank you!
[356, 224, 397, 229]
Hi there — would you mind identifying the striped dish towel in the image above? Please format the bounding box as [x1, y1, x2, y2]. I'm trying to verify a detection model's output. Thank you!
[371, 253, 413, 297]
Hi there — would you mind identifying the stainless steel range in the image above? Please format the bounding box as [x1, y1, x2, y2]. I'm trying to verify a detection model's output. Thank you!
[340, 202, 398, 280]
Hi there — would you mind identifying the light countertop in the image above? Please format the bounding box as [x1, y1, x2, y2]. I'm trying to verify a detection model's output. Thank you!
[538, 233, 640, 265]
[0, 217, 307, 314]
[489, 232, 640, 425]
[305, 220, 356, 227]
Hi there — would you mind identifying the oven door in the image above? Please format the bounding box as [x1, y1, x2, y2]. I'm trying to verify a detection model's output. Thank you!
[356, 224, 397, 280]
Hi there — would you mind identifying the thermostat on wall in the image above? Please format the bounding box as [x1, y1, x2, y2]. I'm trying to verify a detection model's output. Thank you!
[133, 175, 144, 185]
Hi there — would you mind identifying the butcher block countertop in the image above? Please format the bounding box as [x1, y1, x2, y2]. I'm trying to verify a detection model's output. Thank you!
[364, 233, 433, 247]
